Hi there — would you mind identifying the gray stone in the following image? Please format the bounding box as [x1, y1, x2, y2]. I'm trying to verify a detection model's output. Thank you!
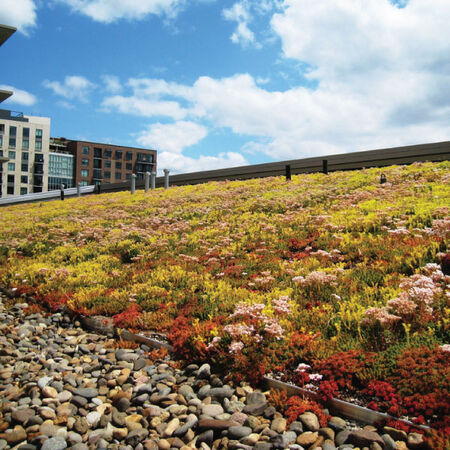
[288, 421, 303, 434]
[41, 437, 67, 450]
[126, 429, 149, 446]
[271, 431, 297, 449]
[12, 408, 35, 425]
[228, 426, 252, 440]
[74, 388, 98, 399]
[38, 377, 53, 389]
[197, 430, 214, 445]
[197, 363, 211, 379]
[71, 396, 88, 408]
[242, 402, 268, 416]
[407, 432, 425, 449]
[254, 443, 273, 450]
[246, 392, 266, 406]
[381, 433, 396, 450]
[299, 412, 319, 431]
[209, 386, 234, 399]
[349, 430, 384, 448]
[133, 359, 147, 371]
[335, 430, 350, 446]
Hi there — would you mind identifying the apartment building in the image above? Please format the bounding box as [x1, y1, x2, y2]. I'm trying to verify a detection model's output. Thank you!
[0, 109, 51, 197]
[55, 139, 157, 186]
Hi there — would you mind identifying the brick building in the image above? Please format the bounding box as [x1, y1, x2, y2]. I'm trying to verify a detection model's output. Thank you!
[53, 139, 157, 186]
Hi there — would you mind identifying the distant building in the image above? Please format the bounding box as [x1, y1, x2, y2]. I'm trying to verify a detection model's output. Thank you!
[0, 109, 51, 197]
[52, 138, 157, 186]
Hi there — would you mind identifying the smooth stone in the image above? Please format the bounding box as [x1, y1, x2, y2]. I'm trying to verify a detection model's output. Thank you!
[228, 426, 252, 440]
[297, 431, 319, 446]
[335, 430, 350, 446]
[12, 408, 35, 425]
[197, 430, 214, 445]
[407, 432, 425, 449]
[38, 377, 53, 389]
[86, 412, 101, 428]
[134, 359, 147, 371]
[288, 421, 303, 434]
[246, 392, 266, 405]
[42, 386, 58, 399]
[254, 443, 273, 450]
[75, 388, 98, 399]
[41, 436, 67, 450]
[383, 426, 407, 442]
[71, 396, 88, 408]
[197, 364, 211, 379]
[271, 417, 287, 433]
[382, 433, 396, 450]
[242, 402, 268, 416]
[328, 417, 347, 432]
[198, 419, 240, 430]
[163, 418, 180, 437]
[39, 408, 56, 420]
[1, 425, 27, 444]
[178, 385, 194, 397]
[202, 404, 224, 417]
[208, 387, 234, 399]
[320, 427, 335, 441]
[271, 431, 297, 449]
[57, 391, 72, 403]
[126, 429, 149, 446]
[349, 430, 384, 448]
[299, 412, 320, 431]
[322, 439, 337, 450]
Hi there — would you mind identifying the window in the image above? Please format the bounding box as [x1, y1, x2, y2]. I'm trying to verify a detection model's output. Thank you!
[115, 150, 122, 159]
[35, 154, 44, 163]
[0, 136, 3, 147]
[21, 163, 28, 172]
[80, 180, 88, 186]
[93, 169, 101, 179]
[115, 172, 121, 180]
[35, 129, 42, 138]
[21, 175, 28, 184]
[21, 152, 29, 161]
[126, 152, 133, 161]
[9, 129, 16, 147]
[22, 128, 29, 150]
[7, 186, 14, 195]
[115, 162, 122, 169]
[126, 163, 132, 171]
[8, 151, 16, 159]
[7, 162, 15, 171]
[7, 175, 14, 183]
[94, 147, 102, 158]
[81, 158, 89, 166]
[0, 124, 4, 133]
[35, 141, 42, 151]
[104, 149, 112, 158]
[82, 146, 89, 155]
[20, 187, 27, 195]
[104, 171, 111, 179]
[81, 169, 89, 177]
[104, 160, 111, 168]
[33, 186, 42, 193]
[34, 175, 43, 185]
[93, 159, 102, 168]
[126, 173, 132, 180]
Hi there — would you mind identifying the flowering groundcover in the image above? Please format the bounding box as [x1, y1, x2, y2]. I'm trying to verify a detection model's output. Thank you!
[0, 162, 449, 439]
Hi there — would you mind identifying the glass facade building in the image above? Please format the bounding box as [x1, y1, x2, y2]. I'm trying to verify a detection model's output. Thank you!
[48, 152, 74, 190]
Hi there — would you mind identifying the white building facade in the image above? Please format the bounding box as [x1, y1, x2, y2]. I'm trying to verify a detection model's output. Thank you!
[0, 109, 50, 197]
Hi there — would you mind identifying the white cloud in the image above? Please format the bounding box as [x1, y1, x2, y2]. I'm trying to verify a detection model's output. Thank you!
[157, 150, 247, 175]
[43, 75, 96, 102]
[136, 120, 247, 175]
[223, 1, 256, 47]
[101, 75, 122, 93]
[0, 85, 37, 106]
[0, 0, 37, 35]
[102, 0, 450, 163]
[137, 121, 207, 153]
[56, 0, 185, 23]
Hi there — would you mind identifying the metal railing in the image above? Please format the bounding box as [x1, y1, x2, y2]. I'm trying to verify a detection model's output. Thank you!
[0, 140, 449, 206]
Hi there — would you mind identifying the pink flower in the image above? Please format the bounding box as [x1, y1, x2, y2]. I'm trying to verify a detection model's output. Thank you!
[229, 341, 244, 353]
[296, 363, 311, 372]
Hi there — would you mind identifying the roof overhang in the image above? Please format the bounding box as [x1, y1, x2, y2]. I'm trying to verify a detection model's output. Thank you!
[0, 89, 13, 104]
[0, 24, 16, 46]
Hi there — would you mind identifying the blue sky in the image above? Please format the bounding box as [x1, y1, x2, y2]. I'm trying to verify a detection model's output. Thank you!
[1, 0, 449, 174]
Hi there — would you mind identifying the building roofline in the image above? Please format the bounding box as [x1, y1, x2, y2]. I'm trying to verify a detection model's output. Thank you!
[0, 24, 16, 47]
[0, 89, 13, 104]
[52, 137, 156, 152]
